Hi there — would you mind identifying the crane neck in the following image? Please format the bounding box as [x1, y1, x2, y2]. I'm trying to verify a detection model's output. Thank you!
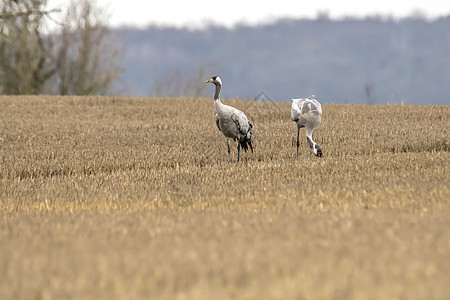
[307, 136, 316, 149]
[214, 83, 222, 102]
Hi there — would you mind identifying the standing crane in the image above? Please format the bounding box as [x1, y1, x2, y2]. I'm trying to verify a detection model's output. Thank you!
[291, 96, 323, 158]
[205, 76, 253, 162]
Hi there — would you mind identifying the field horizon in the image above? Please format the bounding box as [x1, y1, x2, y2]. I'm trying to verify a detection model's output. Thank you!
[0, 96, 449, 299]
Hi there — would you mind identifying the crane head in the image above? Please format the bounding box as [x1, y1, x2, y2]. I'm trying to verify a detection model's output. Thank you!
[313, 144, 323, 157]
[205, 76, 222, 86]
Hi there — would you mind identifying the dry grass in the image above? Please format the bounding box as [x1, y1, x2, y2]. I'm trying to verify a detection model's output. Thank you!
[0, 95, 449, 299]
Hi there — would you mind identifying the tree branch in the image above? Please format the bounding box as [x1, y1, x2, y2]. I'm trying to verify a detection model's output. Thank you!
[0, 9, 60, 20]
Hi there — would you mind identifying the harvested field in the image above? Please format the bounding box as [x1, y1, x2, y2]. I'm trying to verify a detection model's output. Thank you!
[0, 96, 449, 299]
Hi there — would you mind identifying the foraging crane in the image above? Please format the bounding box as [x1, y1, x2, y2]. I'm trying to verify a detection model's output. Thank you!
[205, 76, 253, 162]
[291, 96, 323, 158]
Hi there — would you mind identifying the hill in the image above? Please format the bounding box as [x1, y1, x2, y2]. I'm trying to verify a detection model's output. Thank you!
[115, 16, 450, 105]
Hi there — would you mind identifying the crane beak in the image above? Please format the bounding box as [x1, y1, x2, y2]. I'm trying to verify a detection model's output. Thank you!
[205, 79, 213, 83]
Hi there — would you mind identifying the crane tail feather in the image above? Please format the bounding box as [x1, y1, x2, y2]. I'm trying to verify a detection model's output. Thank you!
[239, 140, 249, 152]
[248, 140, 253, 153]
[239, 138, 254, 153]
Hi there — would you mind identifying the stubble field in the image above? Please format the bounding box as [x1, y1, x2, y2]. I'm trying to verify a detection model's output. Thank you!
[0, 95, 449, 299]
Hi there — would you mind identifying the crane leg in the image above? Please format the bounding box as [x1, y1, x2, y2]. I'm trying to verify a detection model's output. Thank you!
[296, 128, 300, 158]
[226, 138, 231, 162]
[237, 143, 240, 162]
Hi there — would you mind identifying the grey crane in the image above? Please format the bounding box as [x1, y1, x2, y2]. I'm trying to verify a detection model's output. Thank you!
[291, 96, 323, 158]
[205, 76, 253, 162]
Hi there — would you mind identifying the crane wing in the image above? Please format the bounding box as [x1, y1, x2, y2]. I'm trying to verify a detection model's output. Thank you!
[308, 98, 322, 116]
[230, 110, 252, 139]
[292, 98, 322, 119]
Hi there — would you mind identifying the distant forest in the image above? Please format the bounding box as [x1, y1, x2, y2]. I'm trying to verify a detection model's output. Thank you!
[114, 16, 450, 105]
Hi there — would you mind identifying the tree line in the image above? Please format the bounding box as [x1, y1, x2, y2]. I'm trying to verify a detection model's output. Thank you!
[116, 15, 450, 105]
[0, 0, 122, 95]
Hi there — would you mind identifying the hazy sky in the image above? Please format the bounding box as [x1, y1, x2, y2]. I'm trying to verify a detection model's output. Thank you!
[48, 0, 450, 28]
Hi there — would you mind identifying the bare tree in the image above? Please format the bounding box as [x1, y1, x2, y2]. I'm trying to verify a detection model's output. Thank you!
[154, 71, 182, 98]
[365, 82, 376, 105]
[182, 63, 212, 97]
[153, 63, 215, 97]
[0, 0, 121, 96]
[0, 0, 56, 94]
[54, 0, 122, 95]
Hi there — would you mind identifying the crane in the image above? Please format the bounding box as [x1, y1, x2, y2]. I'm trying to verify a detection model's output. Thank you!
[291, 96, 323, 158]
[205, 76, 253, 162]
